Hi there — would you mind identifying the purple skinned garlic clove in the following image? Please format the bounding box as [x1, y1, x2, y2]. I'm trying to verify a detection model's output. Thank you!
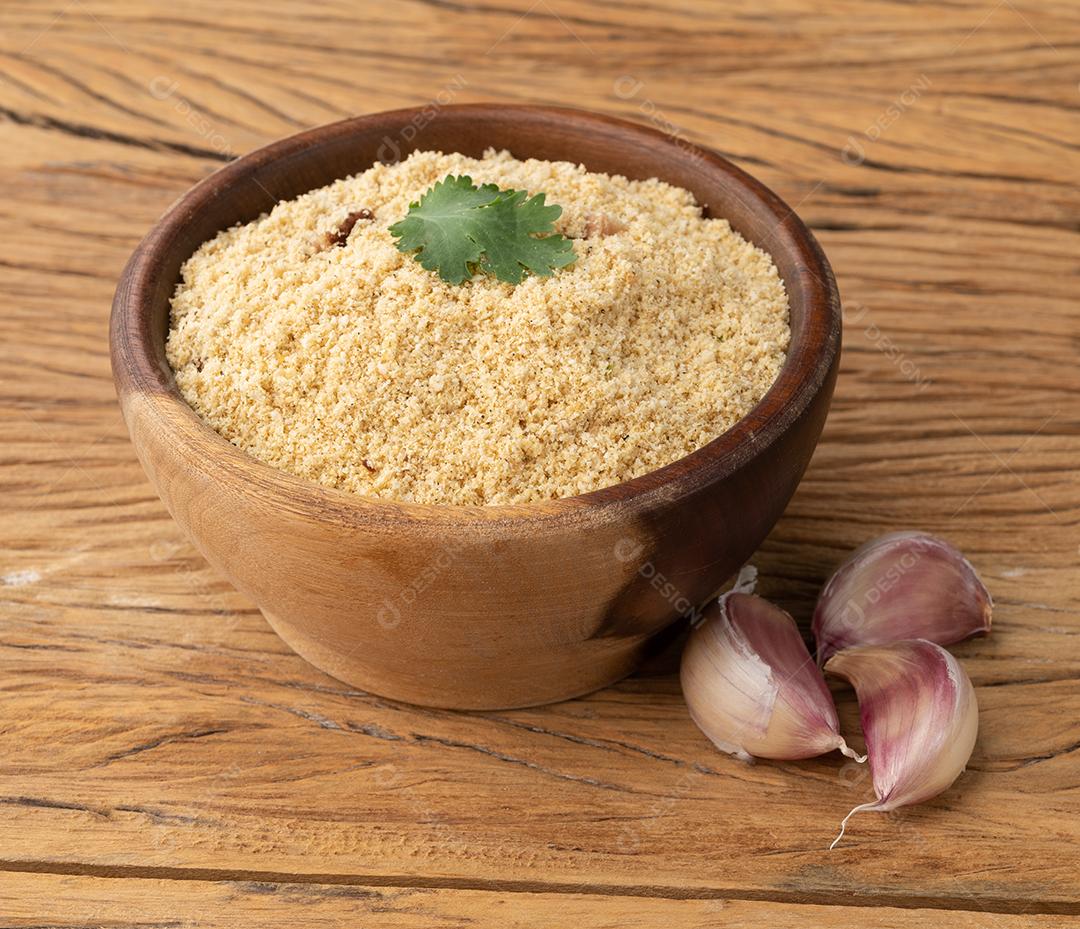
[825, 639, 979, 848]
[813, 531, 992, 664]
[680, 593, 863, 763]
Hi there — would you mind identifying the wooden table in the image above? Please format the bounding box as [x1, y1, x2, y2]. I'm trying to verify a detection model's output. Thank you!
[2, 1, 1078, 925]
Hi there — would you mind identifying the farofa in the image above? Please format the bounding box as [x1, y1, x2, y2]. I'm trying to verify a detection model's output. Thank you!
[166, 149, 790, 506]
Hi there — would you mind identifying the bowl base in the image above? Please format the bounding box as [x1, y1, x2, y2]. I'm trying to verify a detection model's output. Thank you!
[261, 609, 653, 710]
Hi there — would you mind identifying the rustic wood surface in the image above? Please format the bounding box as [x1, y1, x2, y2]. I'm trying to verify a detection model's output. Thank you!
[1, 0, 1078, 925]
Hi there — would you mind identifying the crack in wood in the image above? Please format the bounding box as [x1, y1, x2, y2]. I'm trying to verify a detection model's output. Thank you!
[0, 104, 233, 162]
[0, 860, 1075, 916]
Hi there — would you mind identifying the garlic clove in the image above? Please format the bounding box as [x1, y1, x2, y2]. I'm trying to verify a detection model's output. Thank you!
[812, 531, 992, 664]
[825, 639, 979, 848]
[681, 593, 863, 762]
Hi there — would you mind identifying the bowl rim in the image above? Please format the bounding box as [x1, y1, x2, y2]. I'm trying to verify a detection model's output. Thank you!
[111, 103, 840, 529]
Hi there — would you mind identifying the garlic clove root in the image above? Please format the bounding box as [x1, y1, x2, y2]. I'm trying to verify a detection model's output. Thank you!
[681, 593, 863, 762]
[813, 531, 992, 664]
[825, 639, 979, 848]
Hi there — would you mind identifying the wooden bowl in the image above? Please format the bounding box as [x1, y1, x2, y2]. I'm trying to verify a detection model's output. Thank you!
[110, 104, 841, 710]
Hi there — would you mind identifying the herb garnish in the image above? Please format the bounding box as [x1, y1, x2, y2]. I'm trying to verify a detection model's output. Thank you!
[389, 175, 576, 285]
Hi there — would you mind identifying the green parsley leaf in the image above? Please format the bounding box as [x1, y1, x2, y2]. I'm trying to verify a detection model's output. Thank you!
[389, 174, 576, 285]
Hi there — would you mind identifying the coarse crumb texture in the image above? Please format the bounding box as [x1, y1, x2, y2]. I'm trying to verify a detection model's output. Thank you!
[166, 149, 790, 506]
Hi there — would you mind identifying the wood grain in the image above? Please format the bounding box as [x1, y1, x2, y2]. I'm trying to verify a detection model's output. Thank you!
[1, 0, 1078, 923]
[3, 873, 1075, 928]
